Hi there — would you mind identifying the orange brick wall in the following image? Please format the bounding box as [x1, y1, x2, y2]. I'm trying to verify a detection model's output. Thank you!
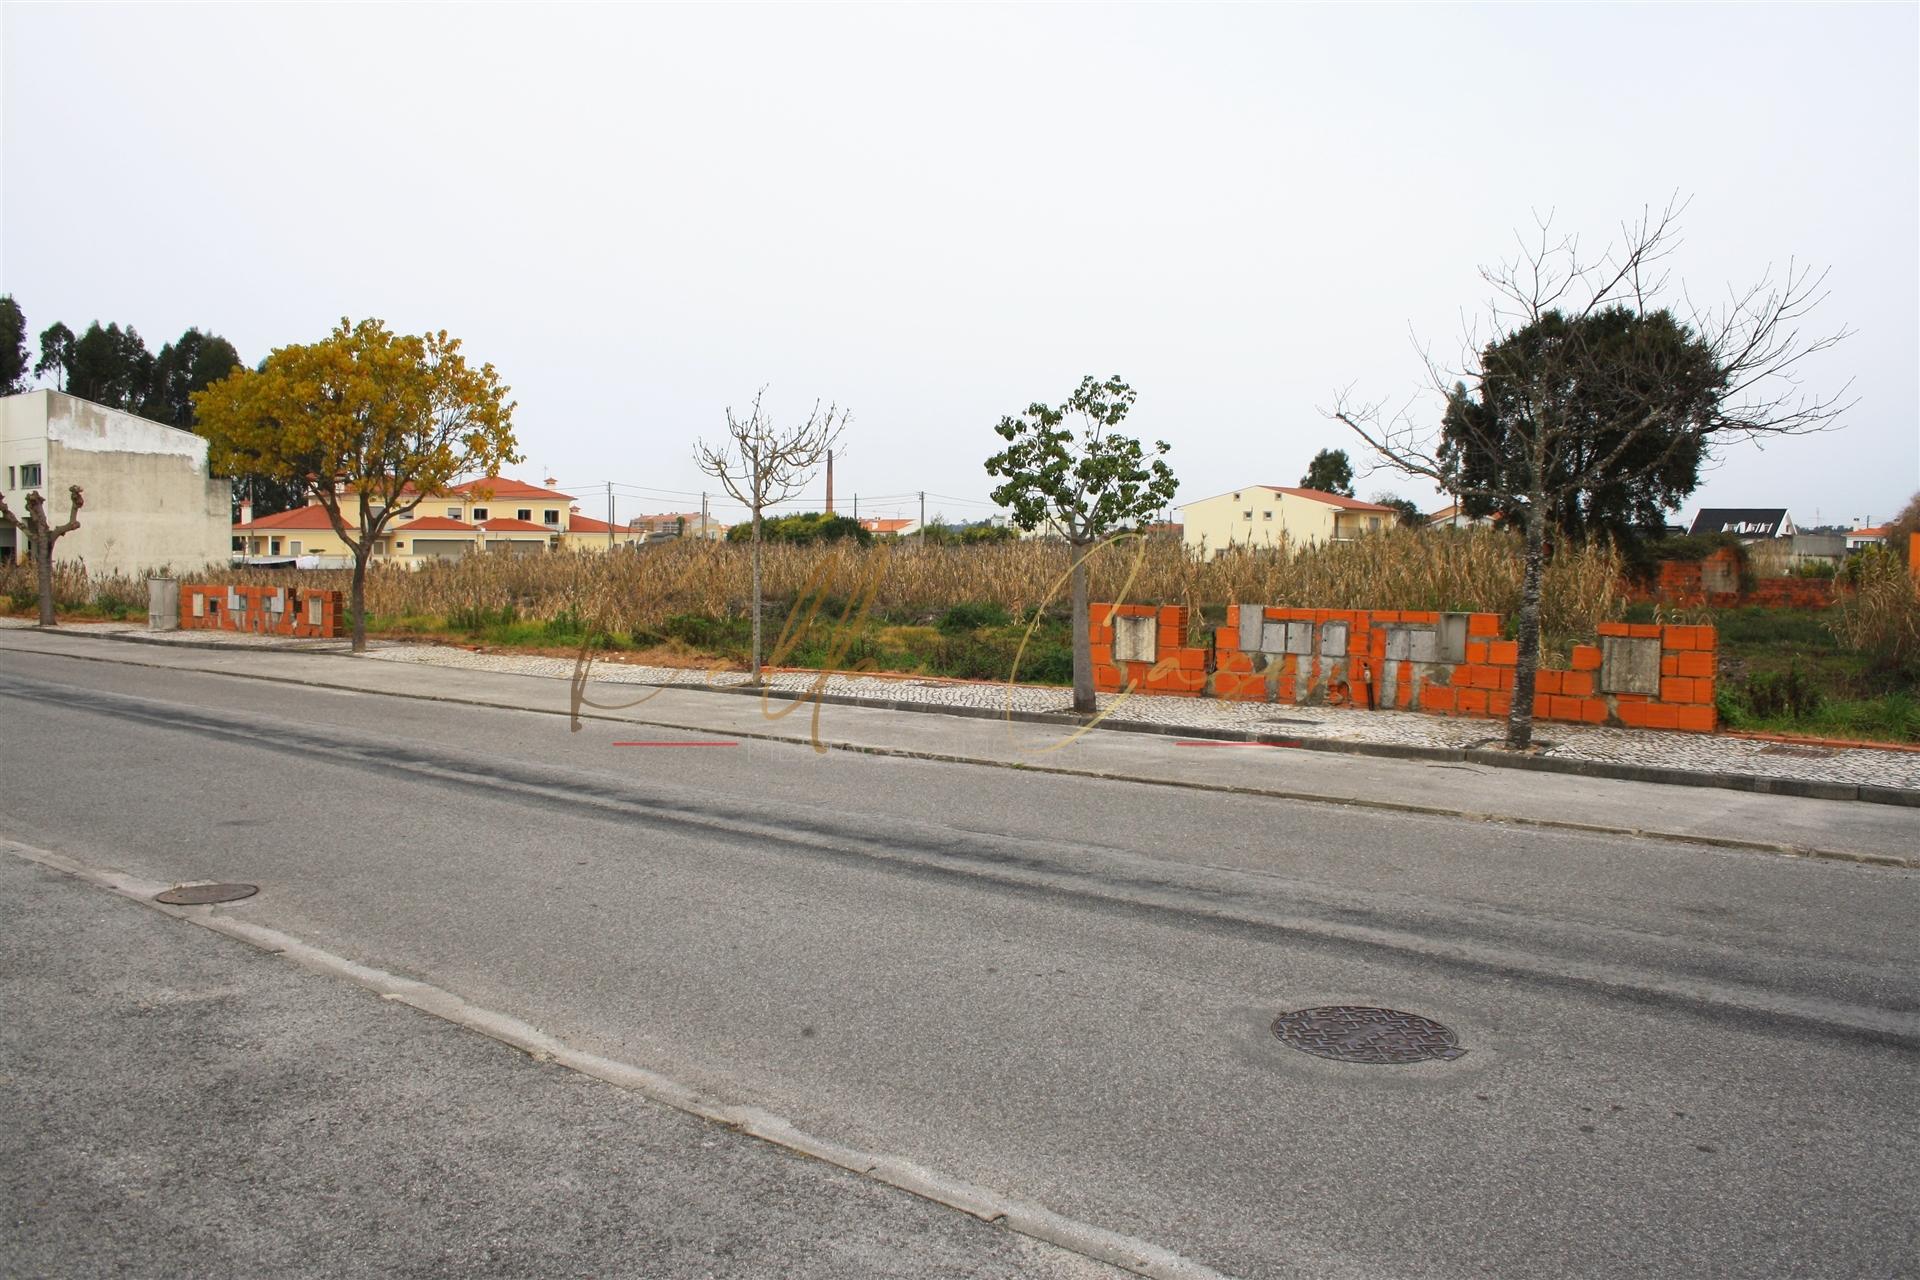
[1091, 603, 1719, 733]
[1090, 604, 1208, 696]
[180, 584, 343, 638]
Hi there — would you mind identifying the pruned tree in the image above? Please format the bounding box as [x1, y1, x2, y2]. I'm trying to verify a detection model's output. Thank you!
[694, 388, 848, 683]
[1300, 447, 1355, 497]
[1329, 200, 1850, 749]
[194, 318, 519, 652]
[986, 374, 1178, 713]
[0, 485, 85, 626]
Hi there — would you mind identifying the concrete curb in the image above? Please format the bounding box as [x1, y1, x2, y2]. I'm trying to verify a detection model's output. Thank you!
[718, 682, 1920, 809]
[4, 838, 1234, 1280]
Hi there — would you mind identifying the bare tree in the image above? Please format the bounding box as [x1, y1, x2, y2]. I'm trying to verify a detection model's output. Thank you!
[1329, 200, 1851, 749]
[0, 485, 85, 626]
[695, 388, 849, 683]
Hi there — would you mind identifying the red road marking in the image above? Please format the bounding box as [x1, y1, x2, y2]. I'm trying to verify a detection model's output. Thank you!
[1173, 740, 1298, 748]
[613, 741, 739, 747]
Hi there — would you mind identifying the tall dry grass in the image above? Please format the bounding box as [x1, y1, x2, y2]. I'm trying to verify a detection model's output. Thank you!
[171, 528, 1619, 637]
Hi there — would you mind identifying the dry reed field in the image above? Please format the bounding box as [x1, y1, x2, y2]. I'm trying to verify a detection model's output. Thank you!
[4, 528, 1624, 640]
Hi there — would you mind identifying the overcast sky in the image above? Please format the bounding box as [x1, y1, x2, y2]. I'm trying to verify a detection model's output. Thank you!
[3, 3, 1914, 530]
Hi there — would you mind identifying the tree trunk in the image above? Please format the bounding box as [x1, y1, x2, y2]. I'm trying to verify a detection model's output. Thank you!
[1070, 546, 1094, 714]
[1505, 506, 1549, 750]
[350, 548, 370, 653]
[32, 535, 56, 627]
[749, 508, 763, 685]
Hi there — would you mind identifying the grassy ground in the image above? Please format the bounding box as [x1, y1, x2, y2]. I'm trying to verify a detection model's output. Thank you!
[1626, 603, 1919, 743]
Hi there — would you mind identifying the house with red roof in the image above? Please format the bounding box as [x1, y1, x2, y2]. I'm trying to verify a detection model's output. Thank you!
[232, 476, 636, 565]
[1179, 485, 1399, 558]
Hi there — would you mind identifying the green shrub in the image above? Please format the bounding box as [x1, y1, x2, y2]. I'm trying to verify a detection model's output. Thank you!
[1744, 666, 1822, 720]
[937, 601, 1013, 634]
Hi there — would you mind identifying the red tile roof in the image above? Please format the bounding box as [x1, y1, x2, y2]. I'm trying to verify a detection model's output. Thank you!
[566, 514, 615, 533]
[1264, 487, 1396, 512]
[455, 477, 573, 502]
[476, 517, 551, 533]
[233, 504, 340, 531]
[401, 516, 474, 532]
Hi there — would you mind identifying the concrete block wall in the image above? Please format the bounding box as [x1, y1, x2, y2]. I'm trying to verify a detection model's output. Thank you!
[179, 583, 343, 638]
[1090, 603, 1719, 732]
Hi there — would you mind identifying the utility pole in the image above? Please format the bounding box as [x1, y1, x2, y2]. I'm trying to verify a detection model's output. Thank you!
[825, 450, 834, 514]
[606, 481, 615, 549]
[919, 491, 925, 544]
[701, 491, 708, 541]
[853, 493, 858, 522]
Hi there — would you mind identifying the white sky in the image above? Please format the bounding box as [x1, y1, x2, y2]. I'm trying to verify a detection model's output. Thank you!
[3, 3, 1915, 530]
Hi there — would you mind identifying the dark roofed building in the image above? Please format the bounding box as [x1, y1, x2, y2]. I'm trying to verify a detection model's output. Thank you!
[1687, 508, 1796, 542]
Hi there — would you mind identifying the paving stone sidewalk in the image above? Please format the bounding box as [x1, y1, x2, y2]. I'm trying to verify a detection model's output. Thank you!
[9, 617, 1920, 794]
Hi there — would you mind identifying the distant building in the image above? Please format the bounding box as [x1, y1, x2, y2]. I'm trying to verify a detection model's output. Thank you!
[1, 390, 232, 576]
[1687, 508, 1796, 542]
[1425, 502, 1496, 530]
[629, 512, 727, 541]
[859, 516, 919, 537]
[1182, 485, 1397, 558]
[232, 476, 634, 565]
[1845, 525, 1889, 551]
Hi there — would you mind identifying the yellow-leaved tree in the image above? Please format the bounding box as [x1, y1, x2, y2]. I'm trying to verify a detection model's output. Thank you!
[193, 318, 519, 652]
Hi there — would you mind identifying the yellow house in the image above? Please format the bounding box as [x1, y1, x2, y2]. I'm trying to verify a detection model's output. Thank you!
[233, 477, 633, 564]
[1181, 485, 1397, 558]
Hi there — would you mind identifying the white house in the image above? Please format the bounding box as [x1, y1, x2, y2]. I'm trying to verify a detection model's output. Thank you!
[1181, 485, 1398, 558]
[0, 390, 232, 577]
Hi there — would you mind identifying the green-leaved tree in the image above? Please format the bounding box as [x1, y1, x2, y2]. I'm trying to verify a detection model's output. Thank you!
[1300, 448, 1354, 496]
[1332, 203, 1849, 749]
[986, 374, 1178, 713]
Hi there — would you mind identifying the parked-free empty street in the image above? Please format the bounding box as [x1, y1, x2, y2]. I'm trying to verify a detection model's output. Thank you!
[2, 632, 1916, 1279]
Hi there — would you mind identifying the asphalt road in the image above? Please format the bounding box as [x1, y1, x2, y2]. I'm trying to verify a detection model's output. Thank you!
[2, 642, 1917, 1278]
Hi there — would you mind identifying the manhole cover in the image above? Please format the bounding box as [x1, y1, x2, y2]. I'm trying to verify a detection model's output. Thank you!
[1271, 1005, 1465, 1065]
[154, 883, 259, 906]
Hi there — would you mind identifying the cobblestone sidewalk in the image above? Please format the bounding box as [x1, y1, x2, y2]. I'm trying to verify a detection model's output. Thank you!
[9, 618, 1920, 794]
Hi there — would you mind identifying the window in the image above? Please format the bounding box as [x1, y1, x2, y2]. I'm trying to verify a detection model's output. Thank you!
[516, 508, 532, 522]
[5, 466, 13, 488]
[1368, 517, 1381, 531]
[448, 508, 463, 521]
[472, 507, 488, 521]
[270, 538, 282, 555]
[1242, 510, 1253, 520]
[20, 463, 42, 487]
[543, 510, 559, 526]
[290, 541, 302, 555]
[1262, 510, 1273, 521]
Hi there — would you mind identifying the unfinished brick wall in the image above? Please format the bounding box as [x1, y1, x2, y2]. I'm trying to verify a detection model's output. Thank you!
[180, 584, 343, 638]
[1631, 545, 1837, 609]
[1090, 604, 1208, 695]
[1091, 603, 1719, 732]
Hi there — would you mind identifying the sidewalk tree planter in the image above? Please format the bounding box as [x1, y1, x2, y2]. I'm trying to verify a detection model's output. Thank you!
[986, 375, 1178, 714]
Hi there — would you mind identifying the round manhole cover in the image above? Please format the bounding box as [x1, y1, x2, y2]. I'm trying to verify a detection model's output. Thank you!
[1271, 1006, 1465, 1065]
[155, 883, 259, 906]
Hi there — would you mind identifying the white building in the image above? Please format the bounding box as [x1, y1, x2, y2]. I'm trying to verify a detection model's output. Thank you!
[1181, 485, 1397, 558]
[0, 391, 232, 577]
